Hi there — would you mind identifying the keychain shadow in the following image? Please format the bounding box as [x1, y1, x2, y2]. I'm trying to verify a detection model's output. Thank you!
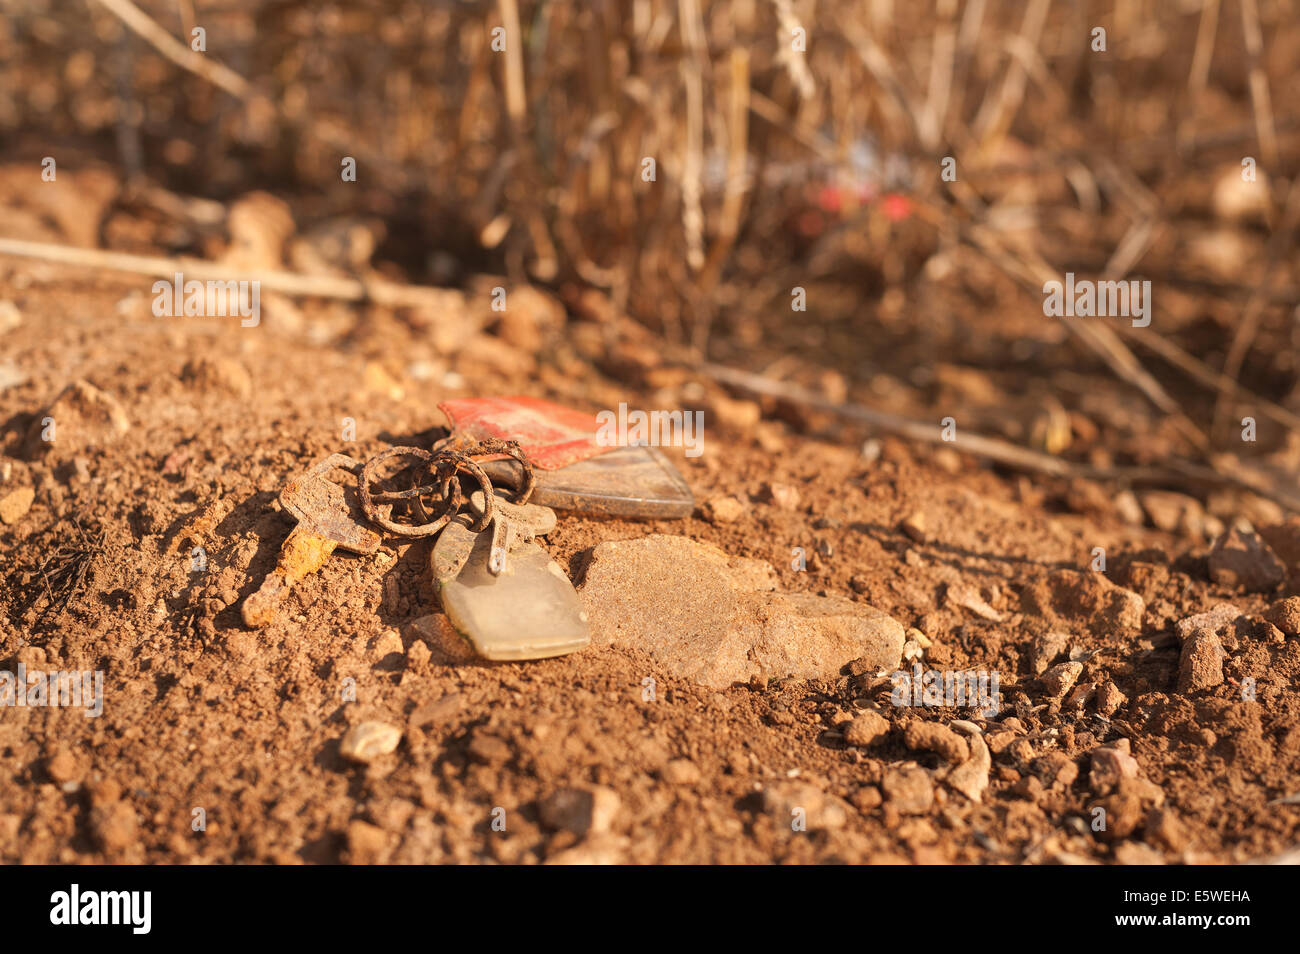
[375, 424, 449, 448]
[370, 538, 500, 671]
[210, 495, 291, 630]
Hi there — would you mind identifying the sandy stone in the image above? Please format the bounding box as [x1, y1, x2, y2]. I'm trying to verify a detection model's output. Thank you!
[704, 394, 761, 435]
[904, 721, 969, 764]
[1139, 491, 1207, 536]
[1175, 603, 1241, 642]
[1144, 808, 1191, 853]
[702, 496, 745, 524]
[23, 379, 129, 458]
[45, 750, 80, 785]
[1095, 681, 1127, 717]
[90, 801, 137, 852]
[1090, 741, 1140, 794]
[843, 710, 890, 747]
[1093, 791, 1144, 842]
[340, 721, 402, 763]
[1030, 631, 1070, 675]
[759, 482, 801, 511]
[371, 628, 404, 662]
[1264, 597, 1300, 637]
[1208, 527, 1285, 592]
[943, 725, 991, 803]
[901, 510, 928, 543]
[662, 759, 702, 786]
[882, 765, 934, 815]
[538, 786, 621, 837]
[1020, 570, 1145, 636]
[0, 485, 34, 524]
[1177, 632, 1224, 693]
[1041, 661, 1084, 700]
[579, 535, 905, 689]
[760, 781, 849, 831]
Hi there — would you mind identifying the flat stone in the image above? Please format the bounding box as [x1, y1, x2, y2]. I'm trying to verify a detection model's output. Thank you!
[1208, 527, 1285, 592]
[702, 496, 745, 524]
[759, 781, 849, 831]
[339, 721, 402, 763]
[1263, 597, 1300, 636]
[23, 379, 130, 459]
[1177, 632, 1224, 693]
[578, 535, 905, 689]
[0, 485, 34, 524]
[1090, 741, 1140, 794]
[882, 765, 934, 815]
[843, 710, 889, 747]
[538, 786, 620, 837]
[1174, 603, 1242, 642]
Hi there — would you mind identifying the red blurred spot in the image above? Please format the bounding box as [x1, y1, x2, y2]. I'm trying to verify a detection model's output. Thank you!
[816, 185, 844, 214]
[881, 192, 912, 222]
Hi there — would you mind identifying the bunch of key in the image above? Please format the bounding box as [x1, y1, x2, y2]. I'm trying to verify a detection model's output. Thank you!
[240, 398, 694, 661]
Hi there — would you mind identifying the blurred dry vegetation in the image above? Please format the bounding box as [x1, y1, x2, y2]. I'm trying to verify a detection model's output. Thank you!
[2, 0, 1300, 510]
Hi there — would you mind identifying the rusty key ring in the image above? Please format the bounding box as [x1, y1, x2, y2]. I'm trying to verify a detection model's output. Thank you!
[359, 446, 462, 537]
[432, 435, 536, 506]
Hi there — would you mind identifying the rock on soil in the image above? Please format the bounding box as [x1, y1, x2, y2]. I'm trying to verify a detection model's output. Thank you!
[944, 728, 991, 803]
[1174, 603, 1241, 641]
[842, 710, 889, 747]
[0, 485, 34, 524]
[760, 781, 849, 831]
[882, 765, 934, 815]
[1040, 661, 1084, 700]
[904, 721, 969, 764]
[339, 722, 402, 763]
[578, 534, 906, 689]
[22, 379, 129, 459]
[1263, 597, 1300, 637]
[1090, 740, 1140, 794]
[538, 786, 621, 837]
[1019, 570, 1145, 637]
[1207, 527, 1285, 592]
[1177, 632, 1225, 693]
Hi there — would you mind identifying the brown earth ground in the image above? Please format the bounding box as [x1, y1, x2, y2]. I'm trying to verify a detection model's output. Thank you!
[2, 266, 1299, 865]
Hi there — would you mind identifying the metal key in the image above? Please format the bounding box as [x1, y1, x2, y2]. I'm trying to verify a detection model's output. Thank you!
[242, 454, 380, 628]
[432, 490, 556, 583]
[431, 494, 588, 660]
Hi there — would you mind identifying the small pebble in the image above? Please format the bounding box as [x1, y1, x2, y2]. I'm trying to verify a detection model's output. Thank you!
[340, 721, 402, 763]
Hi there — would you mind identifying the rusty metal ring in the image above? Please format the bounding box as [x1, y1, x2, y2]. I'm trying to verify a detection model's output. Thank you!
[462, 437, 535, 505]
[429, 448, 495, 532]
[359, 446, 458, 538]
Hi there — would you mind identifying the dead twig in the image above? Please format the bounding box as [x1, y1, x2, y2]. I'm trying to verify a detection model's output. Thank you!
[88, 0, 251, 101]
[697, 361, 1300, 514]
[0, 237, 461, 310]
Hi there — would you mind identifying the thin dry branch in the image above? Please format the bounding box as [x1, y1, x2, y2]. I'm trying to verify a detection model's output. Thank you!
[698, 361, 1300, 513]
[0, 237, 459, 310]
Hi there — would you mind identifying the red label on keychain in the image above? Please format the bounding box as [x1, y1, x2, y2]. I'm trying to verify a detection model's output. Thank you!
[438, 396, 616, 470]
